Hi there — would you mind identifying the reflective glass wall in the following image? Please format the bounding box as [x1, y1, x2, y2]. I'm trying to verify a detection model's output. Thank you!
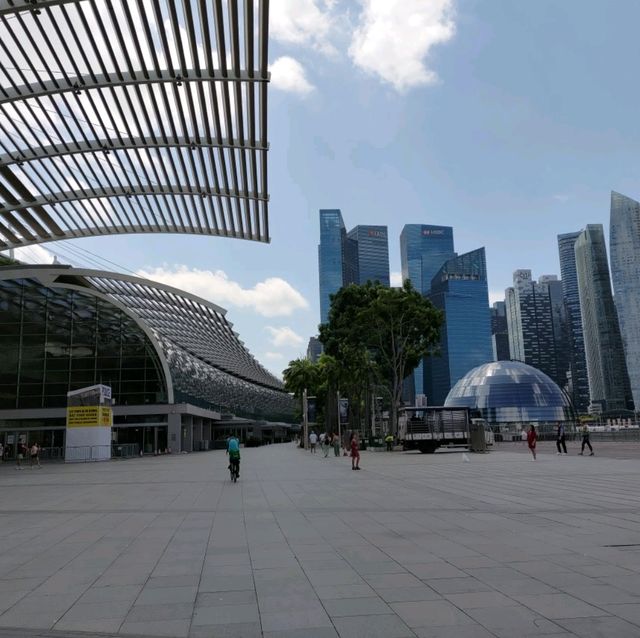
[0, 278, 167, 410]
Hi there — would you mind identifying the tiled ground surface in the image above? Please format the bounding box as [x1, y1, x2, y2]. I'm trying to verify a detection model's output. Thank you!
[2, 443, 640, 637]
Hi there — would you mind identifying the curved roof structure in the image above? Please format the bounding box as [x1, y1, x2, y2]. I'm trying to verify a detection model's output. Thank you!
[445, 360, 573, 425]
[0, 264, 285, 396]
[0, 0, 270, 250]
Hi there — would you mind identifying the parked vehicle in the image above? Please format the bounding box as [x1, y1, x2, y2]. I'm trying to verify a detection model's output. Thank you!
[399, 407, 492, 453]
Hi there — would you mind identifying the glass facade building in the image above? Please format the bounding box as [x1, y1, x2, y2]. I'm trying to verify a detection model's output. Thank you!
[557, 232, 590, 413]
[575, 225, 633, 413]
[400, 224, 456, 399]
[425, 248, 493, 406]
[490, 301, 510, 361]
[318, 211, 390, 324]
[318, 209, 347, 324]
[400, 225, 455, 295]
[445, 361, 574, 432]
[347, 226, 390, 286]
[609, 191, 640, 408]
[505, 270, 567, 389]
[0, 266, 295, 456]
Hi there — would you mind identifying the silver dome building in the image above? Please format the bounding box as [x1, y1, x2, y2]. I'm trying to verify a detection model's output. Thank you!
[444, 361, 575, 435]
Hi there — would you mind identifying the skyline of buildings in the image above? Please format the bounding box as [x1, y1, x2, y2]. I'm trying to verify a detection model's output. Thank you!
[314, 191, 640, 416]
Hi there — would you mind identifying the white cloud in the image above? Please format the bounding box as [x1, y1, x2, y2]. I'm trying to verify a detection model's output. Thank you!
[349, 0, 455, 92]
[264, 351, 285, 361]
[390, 271, 403, 287]
[136, 266, 309, 317]
[265, 326, 305, 348]
[8, 244, 56, 264]
[270, 0, 337, 55]
[270, 56, 315, 95]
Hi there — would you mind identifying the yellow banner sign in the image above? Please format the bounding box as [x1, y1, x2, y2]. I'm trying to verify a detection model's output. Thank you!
[66, 406, 112, 428]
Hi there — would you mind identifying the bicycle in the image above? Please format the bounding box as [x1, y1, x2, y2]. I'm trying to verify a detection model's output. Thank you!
[229, 458, 239, 482]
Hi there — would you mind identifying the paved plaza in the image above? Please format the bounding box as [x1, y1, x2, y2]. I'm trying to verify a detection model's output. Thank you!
[2, 444, 640, 638]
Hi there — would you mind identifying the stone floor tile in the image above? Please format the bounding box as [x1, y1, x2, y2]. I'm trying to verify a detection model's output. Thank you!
[332, 613, 414, 638]
[120, 618, 190, 636]
[514, 593, 608, 619]
[260, 607, 333, 632]
[313, 584, 376, 600]
[323, 596, 392, 617]
[189, 622, 263, 637]
[445, 590, 519, 609]
[191, 602, 260, 625]
[391, 600, 476, 628]
[376, 585, 442, 603]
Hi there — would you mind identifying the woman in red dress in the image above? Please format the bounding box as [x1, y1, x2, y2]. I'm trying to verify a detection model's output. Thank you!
[350, 432, 361, 470]
[527, 424, 537, 461]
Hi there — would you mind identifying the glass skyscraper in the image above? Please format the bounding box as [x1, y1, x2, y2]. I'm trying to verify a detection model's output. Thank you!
[609, 191, 640, 408]
[318, 211, 390, 325]
[400, 225, 456, 399]
[490, 301, 510, 361]
[575, 224, 633, 413]
[400, 225, 455, 295]
[318, 209, 347, 324]
[557, 232, 590, 413]
[505, 270, 567, 389]
[425, 248, 493, 406]
[347, 225, 390, 286]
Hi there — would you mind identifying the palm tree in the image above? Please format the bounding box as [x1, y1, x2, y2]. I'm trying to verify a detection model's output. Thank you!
[283, 358, 318, 412]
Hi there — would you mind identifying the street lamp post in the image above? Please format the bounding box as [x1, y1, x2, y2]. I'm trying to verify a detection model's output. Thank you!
[336, 389, 341, 445]
[302, 388, 308, 450]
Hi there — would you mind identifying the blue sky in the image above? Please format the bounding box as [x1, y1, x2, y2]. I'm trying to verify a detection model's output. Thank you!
[11, 0, 640, 376]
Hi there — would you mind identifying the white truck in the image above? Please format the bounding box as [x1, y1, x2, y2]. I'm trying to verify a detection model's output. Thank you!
[399, 407, 492, 454]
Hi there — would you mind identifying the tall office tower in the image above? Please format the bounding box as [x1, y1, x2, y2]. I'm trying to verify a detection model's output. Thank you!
[318, 209, 347, 324]
[425, 248, 493, 405]
[575, 224, 634, 413]
[400, 224, 456, 400]
[347, 226, 390, 286]
[610, 191, 640, 407]
[538, 275, 570, 391]
[558, 232, 590, 413]
[490, 301, 510, 361]
[318, 211, 390, 324]
[400, 225, 455, 294]
[504, 270, 564, 387]
[306, 337, 322, 363]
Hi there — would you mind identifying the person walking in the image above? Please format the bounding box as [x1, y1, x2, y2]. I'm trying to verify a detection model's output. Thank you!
[29, 443, 41, 469]
[527, 424, 537, 461]
[332, 433, 340, 457]
[579, 423, 594, 456]
[385, 433, 394, 451]
[16, 442, 26, 470]
[309, 430, 318, 453]
[556, 423, 568, 455]
[350, 432, 361, 470]
[322, 433, 330, 457]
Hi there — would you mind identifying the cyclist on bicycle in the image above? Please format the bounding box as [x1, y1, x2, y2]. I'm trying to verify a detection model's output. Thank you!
[227, 435, 240, 478]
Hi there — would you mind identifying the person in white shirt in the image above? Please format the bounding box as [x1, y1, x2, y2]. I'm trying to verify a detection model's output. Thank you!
[309, 431, 318, 453]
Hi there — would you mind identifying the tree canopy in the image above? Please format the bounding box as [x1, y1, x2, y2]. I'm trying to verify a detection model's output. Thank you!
[319, 280, 443, 433]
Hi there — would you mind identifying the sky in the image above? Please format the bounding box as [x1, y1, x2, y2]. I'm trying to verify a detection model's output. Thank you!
[8, 0, 640, 377]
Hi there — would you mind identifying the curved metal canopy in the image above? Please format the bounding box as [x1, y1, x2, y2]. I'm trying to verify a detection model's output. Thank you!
[0, 0, 271, 250]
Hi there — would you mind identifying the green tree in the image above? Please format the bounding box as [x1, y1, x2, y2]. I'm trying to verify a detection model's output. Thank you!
[320, 281, 443, 435]
[283, 358, 319, 416]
